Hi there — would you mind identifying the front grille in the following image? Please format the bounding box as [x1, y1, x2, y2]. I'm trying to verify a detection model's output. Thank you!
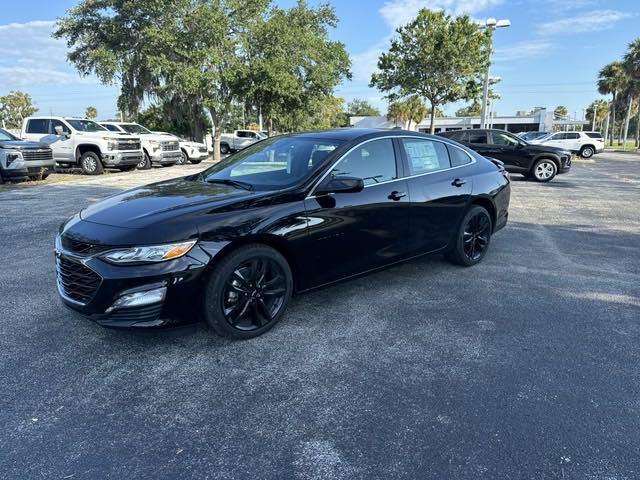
[61, 235, 112, 256]
[117, 140, 141, 150]
[21, 149, 53, 162]
[161, 141, 179, 152]
[56, 256, 102, 305]
[109, 304, 163, 322]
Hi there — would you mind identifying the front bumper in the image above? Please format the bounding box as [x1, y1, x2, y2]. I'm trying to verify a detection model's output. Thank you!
[188, 149, 210, 161]
[558, 155, 572, 174]
[101, 151, 143, 167]
[149, 150, 182, 165]
[1, 159, 55, 180]
[55, 236, 213, 328]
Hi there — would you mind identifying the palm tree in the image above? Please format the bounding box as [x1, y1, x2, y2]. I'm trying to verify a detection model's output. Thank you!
[598, 61, 626, 145]
[623, 38, 640, 147]
[387, 100, 408, 128]
[404, 95, 428, 130]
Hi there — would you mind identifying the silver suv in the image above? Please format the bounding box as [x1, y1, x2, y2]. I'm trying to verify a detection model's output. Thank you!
[0, 128, 55, 182]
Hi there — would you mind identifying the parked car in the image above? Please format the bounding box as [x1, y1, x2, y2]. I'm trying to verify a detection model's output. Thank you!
[529, 131, 604, 158]
[152, 132, 209, 165]
[54, 128, 510, 338]
[518, 131, 550, 141]
[100, 122, 181, 169]
[0, 128, 55, 182]
[220, 129, 266, 154]
[21, 117, 143, 175]
[438, 128, 571, 182]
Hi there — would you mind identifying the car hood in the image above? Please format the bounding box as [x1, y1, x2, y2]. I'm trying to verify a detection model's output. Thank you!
[524, 143, 570, 155]
[79, 177, 266, 230]
[141, 133, 180, 142]
[0, 140, 49, 150]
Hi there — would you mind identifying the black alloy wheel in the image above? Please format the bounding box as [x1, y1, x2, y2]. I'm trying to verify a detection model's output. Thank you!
[204, 244, 292, 338]
[446, 205, 492, 267]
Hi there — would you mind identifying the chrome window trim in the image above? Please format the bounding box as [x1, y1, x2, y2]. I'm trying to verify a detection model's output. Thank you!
[307, 135, 476, 199]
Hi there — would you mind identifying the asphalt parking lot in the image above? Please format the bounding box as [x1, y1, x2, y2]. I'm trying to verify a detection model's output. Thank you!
[1, 153, 639, 479]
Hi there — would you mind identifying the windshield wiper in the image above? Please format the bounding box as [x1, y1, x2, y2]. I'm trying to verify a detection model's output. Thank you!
[204, 178, 254, 191]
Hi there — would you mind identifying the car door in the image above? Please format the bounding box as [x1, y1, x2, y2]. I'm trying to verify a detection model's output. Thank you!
[488, 130, 529, 172]
[235, 131, 254, 150]
[563, 132, 580, 151]
[464, 130, 493, 158]
[48, 119, 75, 162]
[400, 137, 473, 254]
[23, 118, 49, 143]
[544, 132, 566, 149]
[302, 137, 410, 288]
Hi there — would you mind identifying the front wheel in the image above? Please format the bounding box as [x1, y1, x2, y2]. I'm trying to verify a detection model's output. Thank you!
[580, 146, 594, 158]
[203, 244, 293, 339]
[220, 143, 230, 155]
[80, 152, 103, 175]
[177, 151, 188, 165]
[446, 206, 492, 267]
[138, 152, 152, 170]
[531, 159, 557, 182]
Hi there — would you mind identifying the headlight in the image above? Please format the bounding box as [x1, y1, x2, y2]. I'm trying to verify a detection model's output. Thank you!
[6, 151, 23, 166]
[101, 240, 197, 264]
[105, 139, 119, 150]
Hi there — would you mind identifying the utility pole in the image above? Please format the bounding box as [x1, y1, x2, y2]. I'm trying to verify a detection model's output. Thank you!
[480, 18, 510, 129]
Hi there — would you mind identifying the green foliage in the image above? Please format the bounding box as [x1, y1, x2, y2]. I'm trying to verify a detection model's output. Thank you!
[347, 98, 380, 116]
[371, 8, 490, 133]
[456, 102, 482, 117]
[554, 105, 568, 118]
[0, 91, 38, 129]
[137, 101, 212, 140]
[585, 99, 608, 124]
[85, 105, 97, 119]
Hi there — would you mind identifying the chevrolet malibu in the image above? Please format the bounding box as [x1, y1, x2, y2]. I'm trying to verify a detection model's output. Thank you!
[55, 129, 510, 338]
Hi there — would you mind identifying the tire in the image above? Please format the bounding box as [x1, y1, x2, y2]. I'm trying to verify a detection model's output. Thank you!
[138, 152, 152, 170]
[79, 151, 103, 175]
[41, 173, 50, 180]
[446, 205, 493, 267]
[531, 158, 557, 182]
[580, 145, 594, 158]
[190, 158, 203, 164]
[203, 244, 293, 339]
[220, 143, 230, 155]
[177, 150, 188, 165]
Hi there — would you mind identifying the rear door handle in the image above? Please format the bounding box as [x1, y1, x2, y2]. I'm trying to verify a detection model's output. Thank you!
[388, 191, 406, 201]
[451, 178, 467, 187]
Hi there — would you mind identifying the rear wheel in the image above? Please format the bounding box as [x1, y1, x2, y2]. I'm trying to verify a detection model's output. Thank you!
[580, 145, 594, 158]
[138, 152, 152, 170]
[80, 152, 103, 175]
[531, 159, 557, 182]
[220, 143, 230, 155]
[203, 244, 293, 339]
[446, 206, 492, 267]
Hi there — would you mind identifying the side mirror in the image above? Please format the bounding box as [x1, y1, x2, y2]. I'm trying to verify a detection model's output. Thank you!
[316, 176, 364, 195]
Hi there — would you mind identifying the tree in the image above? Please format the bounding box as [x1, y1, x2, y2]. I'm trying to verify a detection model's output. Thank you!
[245, 1, 351, 134]
[623, 37, 640, 146]
[554, 105, 568, 118]
[598, 61, 626, 145]
[85, 105, 97, 119]
[347, 98, 380, 116]
[387, 100, 408, 127]
[586, 99, 609, 130]
[137, 102, 211, 139]
[456, 102, 482, 117]
[370, 9, 490, 134]
[404, 95, 428, 130]
[0, 91, 38, 129]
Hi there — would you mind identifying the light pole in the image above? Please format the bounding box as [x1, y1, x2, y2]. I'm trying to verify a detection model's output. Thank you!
[480, 17, 510, 129]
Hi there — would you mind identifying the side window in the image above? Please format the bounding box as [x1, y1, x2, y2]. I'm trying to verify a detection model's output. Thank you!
[26, 119, 48, 134]
[566, 132, 579, 139]
[237, 131, 249, 138]
[401, 138, 450, 175]
[447, 145, 473, 167]
[104, 124, 119, 132]
[550, 133, 565, 140]
[491, 131, 519, 146]
[447, 131, 465, 142]
[330, 139, 397, 186]
[50, 119, 70, 134]
[467, 132, 487, 144]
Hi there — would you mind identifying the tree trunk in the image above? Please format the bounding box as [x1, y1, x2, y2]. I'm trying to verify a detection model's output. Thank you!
[610, 93, 616, 146]
[635, 98, 640, 148]
[209, 108, 222, 163]
[267, 117, 274, 137]
[429, 105, 436, 135]
[622, 96, 633, 150]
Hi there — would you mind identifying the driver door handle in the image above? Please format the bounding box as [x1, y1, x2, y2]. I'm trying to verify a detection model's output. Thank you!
[451, 178, 467, 187]
[388, 190, 406, 201]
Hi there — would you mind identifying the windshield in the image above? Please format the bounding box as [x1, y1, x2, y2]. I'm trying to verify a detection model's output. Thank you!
[121, 123, 152, 134]
[0, 128, 18, 141]
[65, 119, 107, 132]
[198, 136, 342, 191]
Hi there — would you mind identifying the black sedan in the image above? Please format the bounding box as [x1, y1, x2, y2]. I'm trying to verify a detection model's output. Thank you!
[55, 129, 511, 338]
[438, 128, 571, 182]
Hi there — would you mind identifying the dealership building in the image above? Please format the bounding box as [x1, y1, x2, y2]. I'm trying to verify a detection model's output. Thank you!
[350, 108, 587, 134]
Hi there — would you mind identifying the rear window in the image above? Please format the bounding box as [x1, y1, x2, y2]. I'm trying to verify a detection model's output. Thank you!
[467, 132, 487, 144]
[447, 145, 473, 167]
[586, 132, 603, 139]
[26, 119, 48, 134]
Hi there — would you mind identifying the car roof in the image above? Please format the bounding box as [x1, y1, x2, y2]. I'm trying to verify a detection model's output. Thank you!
[289, 128, 432, 142]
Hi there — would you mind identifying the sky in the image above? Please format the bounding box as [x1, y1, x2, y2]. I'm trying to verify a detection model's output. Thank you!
[0, 0, 638, 120]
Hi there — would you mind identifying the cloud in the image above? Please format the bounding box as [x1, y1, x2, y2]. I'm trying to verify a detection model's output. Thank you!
[537, 9, 632, 35]
[493, 40, 554, 62]
[379, 0, 504, 30]
[0, 19, 97, 88]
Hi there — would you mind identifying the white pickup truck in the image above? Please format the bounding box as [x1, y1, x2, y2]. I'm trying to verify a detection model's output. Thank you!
[100, 122, 182, 169]
[219, 130, 266, 154]
[21, 116, 143, 175]
[152, 131, 209, 165]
